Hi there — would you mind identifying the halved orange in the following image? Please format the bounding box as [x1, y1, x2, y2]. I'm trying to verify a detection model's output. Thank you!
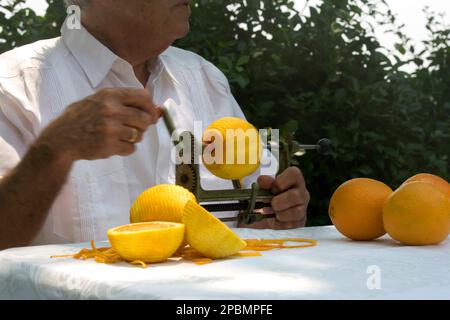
[107, 222, 185, 263]
[182, 200, 246, 259]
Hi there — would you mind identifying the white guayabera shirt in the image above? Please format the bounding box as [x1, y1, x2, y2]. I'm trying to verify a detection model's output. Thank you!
[0, 23, 276, 245]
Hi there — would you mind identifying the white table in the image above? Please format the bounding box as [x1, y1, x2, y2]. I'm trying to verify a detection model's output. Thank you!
[1, 226, 449, 300]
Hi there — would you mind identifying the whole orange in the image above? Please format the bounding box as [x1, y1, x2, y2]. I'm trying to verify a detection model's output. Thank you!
[329, 178, 393, 241]
[383, 181, 450, 246]
[130, 184, 196, 223]
[202, 117, 261, 180]
[402, 173, 450, 198]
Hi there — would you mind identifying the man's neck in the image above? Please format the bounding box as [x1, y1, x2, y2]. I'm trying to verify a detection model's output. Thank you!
[133, 62, 151, 87]
[81, 19, 156, 87]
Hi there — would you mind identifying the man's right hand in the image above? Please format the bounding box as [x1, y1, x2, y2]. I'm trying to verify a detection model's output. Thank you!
[36, 88, 162, 162]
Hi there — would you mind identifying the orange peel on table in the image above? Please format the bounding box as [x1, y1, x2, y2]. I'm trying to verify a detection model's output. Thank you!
[51, 198, 318, 268]
[50, 240, 131, 265]
[181, 200, 318, 263]
[243, 238, 318, 251]
[51, 238, 317, 267]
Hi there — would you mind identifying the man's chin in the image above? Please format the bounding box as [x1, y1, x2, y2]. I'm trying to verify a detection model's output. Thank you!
[174, 23, 191, 40]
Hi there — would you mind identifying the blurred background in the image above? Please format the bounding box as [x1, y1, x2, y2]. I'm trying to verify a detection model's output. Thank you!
[1, 0, 449, 226]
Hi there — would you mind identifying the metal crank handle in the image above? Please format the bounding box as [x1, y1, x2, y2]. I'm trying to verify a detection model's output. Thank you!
[202, 201, 271, 212]
[219, 213, 277, 223]
[299, 138, 333, 155]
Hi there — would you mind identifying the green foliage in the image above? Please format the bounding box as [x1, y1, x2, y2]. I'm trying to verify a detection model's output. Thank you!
[1, 0, 449, 226]
[0, 0, 64, 52]
[177, 0, 450, 225]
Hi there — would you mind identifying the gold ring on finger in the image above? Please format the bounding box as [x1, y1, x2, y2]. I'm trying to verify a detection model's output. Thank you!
[128, 127, 139, 143]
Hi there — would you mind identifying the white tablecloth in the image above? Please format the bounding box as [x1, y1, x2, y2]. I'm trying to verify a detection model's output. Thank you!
[1, 226, 449, 300]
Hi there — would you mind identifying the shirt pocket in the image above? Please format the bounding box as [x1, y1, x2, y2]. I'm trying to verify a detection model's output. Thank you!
[87, 157, 132, 241]
[52, 157, 131, 242]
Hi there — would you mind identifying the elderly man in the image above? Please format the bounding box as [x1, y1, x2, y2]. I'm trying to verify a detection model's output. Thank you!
[0, 0, 310, 250]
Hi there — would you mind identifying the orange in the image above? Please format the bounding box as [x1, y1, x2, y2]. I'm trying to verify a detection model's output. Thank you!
[130, 184, 196, 223]
[107, 222, 185, 263]
[329, 178, 393, 240]
[402, 173, 450, 198]
[383, 181, 450, 246]
[182, 200, 246, 259]
[202, 117, 261, 180]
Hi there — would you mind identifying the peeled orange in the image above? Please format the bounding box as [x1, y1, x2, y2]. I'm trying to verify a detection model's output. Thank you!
[383, 181, 450, 246]
[202, 117, 261, 180]
[402, 173, 450, 198]
[107, 222, 185, 263]
[182, 200, 247, 259]
[130, 184, 196, 223]
[329, 178, 393, 241]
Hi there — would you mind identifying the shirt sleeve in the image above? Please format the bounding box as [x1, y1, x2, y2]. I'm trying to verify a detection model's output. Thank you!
[204, 63, 247, 120]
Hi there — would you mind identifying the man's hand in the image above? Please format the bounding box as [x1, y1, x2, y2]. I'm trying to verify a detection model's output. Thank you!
[243, 167, 310, 230]
[37, 87, 162, 162]
[0, 88, 162, 249]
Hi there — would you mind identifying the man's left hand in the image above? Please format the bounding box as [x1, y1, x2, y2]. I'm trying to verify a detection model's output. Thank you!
[244, 167, 310, 230]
